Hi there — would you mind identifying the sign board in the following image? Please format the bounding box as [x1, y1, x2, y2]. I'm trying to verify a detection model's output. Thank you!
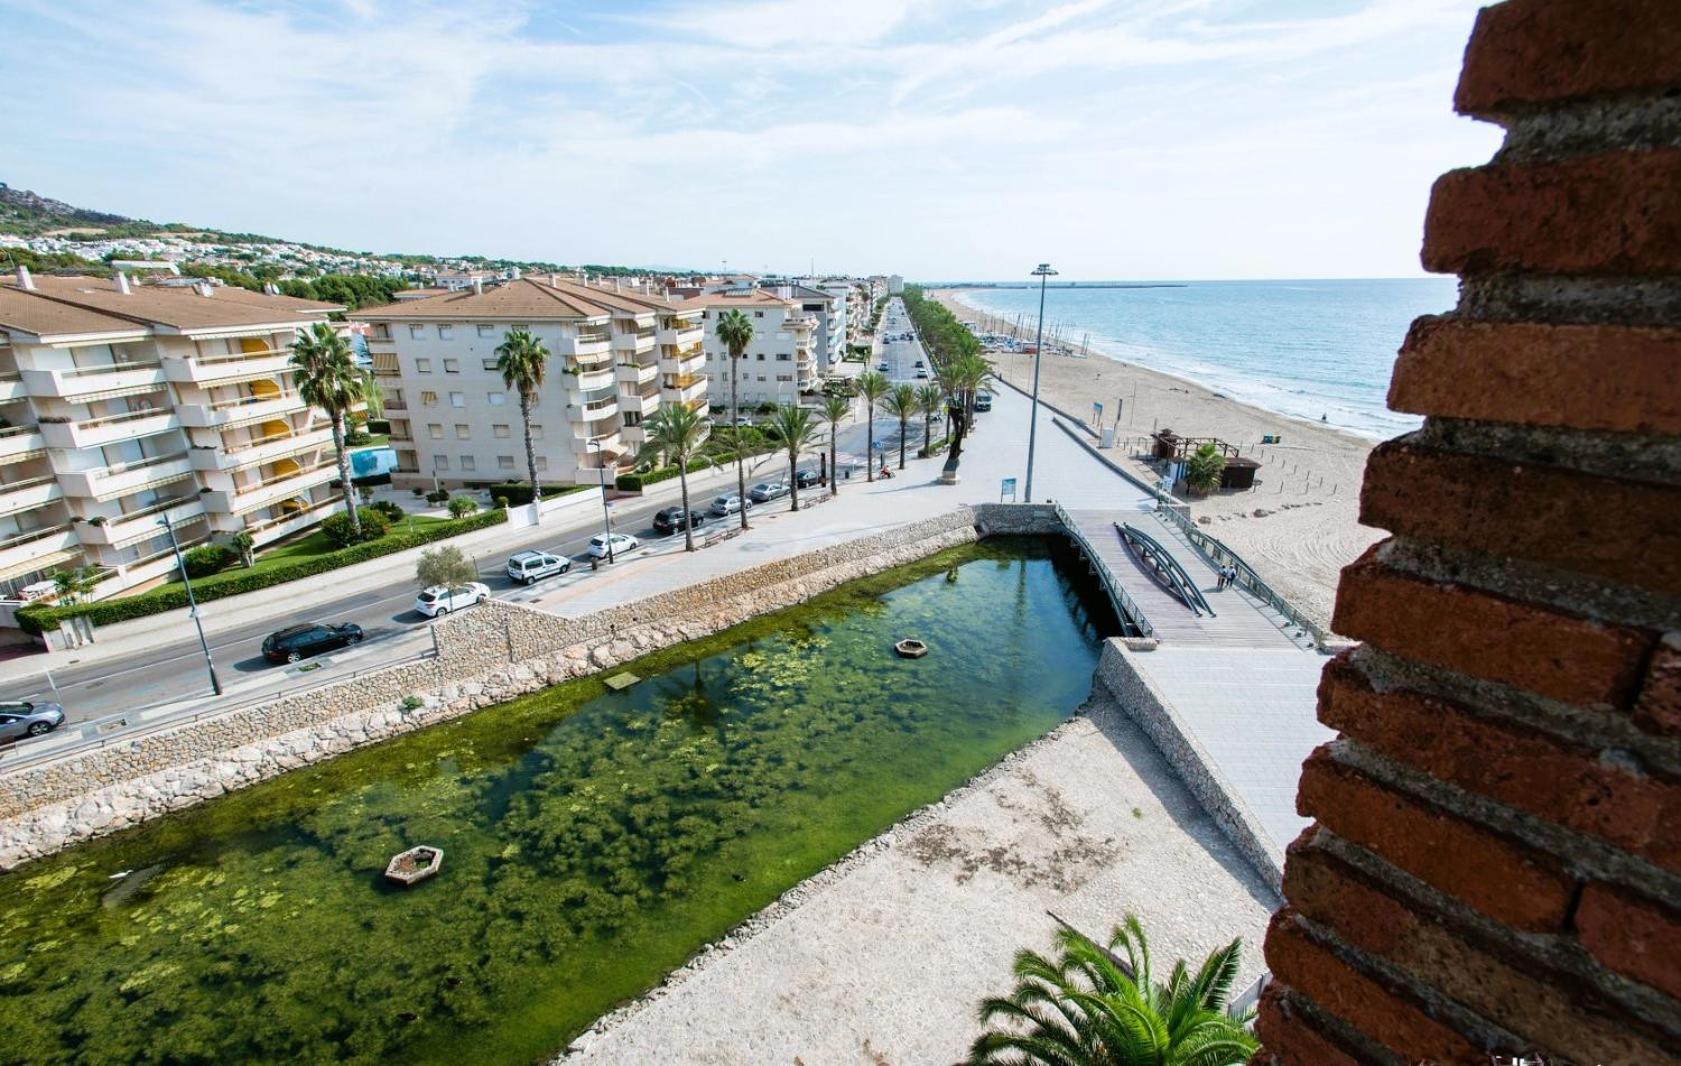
[1000, 477, 1018, 502]
[1091, 401, 1103, 424]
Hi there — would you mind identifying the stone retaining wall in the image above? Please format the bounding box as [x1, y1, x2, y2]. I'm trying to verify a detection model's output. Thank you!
[0, 503, 1061, 870]
[1092, 639, 1284, 890]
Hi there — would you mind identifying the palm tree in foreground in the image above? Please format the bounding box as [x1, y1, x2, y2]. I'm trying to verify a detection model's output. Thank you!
[638, 404, 709, 551]
[820, 393, 851, 496]
[855, 370, 889, 482]
[496, 328, 550, 522]
[764, 404, 821, 512]
[882, 383, 917, 471]
[291, 322, 373, 538]
[716, 308, 755, 530]
[937, 353, 993, 472]
[916, 383, 944, 454]
[969, 915, 1256, 1066]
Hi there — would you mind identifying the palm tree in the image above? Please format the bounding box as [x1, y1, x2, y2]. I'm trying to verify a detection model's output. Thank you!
[291, 322, 373, 537]
[820, 393, 851, 497]
[882, 383, 917, 471]
[638, 404, 709, 551]
[855, 370, 889, 482]
[715, 309, 755, 530]
[495, 328, 550, 522]
[969, 915, 1256, 1066]
[916, 383, 944, 454]
[936, 353, 992, 473]
[764, 404, 821, 512]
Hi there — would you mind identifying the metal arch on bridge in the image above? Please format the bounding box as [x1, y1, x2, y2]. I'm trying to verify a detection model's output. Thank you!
[1117, 522, 1215, 618]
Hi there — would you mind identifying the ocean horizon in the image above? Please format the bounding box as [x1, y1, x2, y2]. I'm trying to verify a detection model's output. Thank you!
[941, 277, 1457, 440]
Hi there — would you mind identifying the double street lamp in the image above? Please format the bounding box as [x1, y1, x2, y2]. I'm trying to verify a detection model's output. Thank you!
[159, 509, 222, 696]
[587, 438, 615, 564]
[1024, 262, 1057, 503]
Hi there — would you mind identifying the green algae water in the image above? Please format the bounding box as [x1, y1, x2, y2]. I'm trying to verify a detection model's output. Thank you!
[0, 540, 1110, 1065]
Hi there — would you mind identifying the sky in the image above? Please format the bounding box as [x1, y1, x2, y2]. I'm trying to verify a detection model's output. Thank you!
[0, 0, 1501, 281]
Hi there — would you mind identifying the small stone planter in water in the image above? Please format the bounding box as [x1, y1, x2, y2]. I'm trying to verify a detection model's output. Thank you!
[384, 846, 443, 886]
[894, 638, 928, 659]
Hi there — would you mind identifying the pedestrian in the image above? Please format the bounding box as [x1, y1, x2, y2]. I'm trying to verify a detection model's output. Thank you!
[1214, 566, 1226, 591]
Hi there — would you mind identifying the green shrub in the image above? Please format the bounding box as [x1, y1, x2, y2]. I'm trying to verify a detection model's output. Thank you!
[615, 455, 715, 492]
[425, 490, 449, 505]
[182, 544, 235, 578]
[370, 500, 406, 522]
[320, 506, 390, 549]
[474, 482, 584, 506]
[492, 494, 509, 510]
[446, 495, 479, 518]
[366, 418, 391, 435]
[343, 429, 373, 447]
[16, 510, 507, 635]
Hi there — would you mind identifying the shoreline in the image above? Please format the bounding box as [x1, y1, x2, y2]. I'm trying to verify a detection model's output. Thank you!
[930, 288, 1387, 629]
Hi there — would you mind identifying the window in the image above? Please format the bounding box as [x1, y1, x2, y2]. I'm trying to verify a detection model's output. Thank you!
[756, 352, 766, 361]
[443, 358, 460, 373]
[623, 410, 642, 426]
[493, 424, 510, 438]
[512, 324, 529, 332]
[482, 357, 498, 371]
[477, 324, 495, 338]
[530, 423, 543, 440]
[804, 303, 823, 312]
[428, 423, 444, 440]
[756, 374, 766, 382]
[498, 455, 515, 470]
[415, 358, 432, 373]
[409, 324, 426, 339]
[449, 392, 465, 408]
[460, 455, 476, 471]
[776, 352, 790, 361]
[487, 391, 506, 406]
[373, 324, 391, 340]
[433, 454, 449, 470]
[534, 456, 549, 472]
[776, 374, 793, 382]
[420, 390, 439, 406]
[438, 325, 453, 340]
[455, 424, 470, 439]
[753, 311, 764, 318]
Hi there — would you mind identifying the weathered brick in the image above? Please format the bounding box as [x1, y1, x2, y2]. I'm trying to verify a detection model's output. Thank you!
[1263, 909, 1484, 1063]
[1456, 0, 1681, 116]
[1422, 149, 1681, 276]
[1252, 985, 1362, 1066]
[1577, 882, 1681, 1001]
[1389, 316, 1681, 435]
[1320, 657, 1681, 873]
[1634, 634, 1681, 735]
[1361, 441, 1681, 598]
[1333, 549, 1656, 708]
[1298, 748, 1576, 932]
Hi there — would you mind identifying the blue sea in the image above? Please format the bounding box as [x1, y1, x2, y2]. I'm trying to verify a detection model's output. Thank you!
[947, 278, 1458, 440]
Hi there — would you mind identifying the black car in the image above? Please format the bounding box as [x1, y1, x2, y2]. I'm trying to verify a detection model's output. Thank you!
[262, 622, 364, 664]
[653, 506, 707, 535]
[795, 469, 822, 488]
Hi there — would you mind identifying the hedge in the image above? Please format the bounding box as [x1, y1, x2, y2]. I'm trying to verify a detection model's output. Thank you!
[16, 509, 507, 635]
[616, 456, 717, 492]
[468, 482, 588, 506]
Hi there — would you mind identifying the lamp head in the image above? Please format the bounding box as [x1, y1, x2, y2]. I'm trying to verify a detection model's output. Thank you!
[1031, 263, 1058, 277]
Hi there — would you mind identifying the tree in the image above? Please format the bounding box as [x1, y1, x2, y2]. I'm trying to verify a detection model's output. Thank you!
[882, 383, 917, 471]
[968, 915, 1256, 1066]
[291, 322, 372, 537]
[496, 328, 551, 522]
[820, 394, 851, 497]
[50, 566, 99, 606]
[855, 371, 889, 482]
[229, 529, 255, 568]
[638, 403, 709, 552]
[935, 353, 992, 473]
[764, 404, 821, 512]
[1184, 443, 1226, 495]
[916, 383, 944, 454]
[447, 495, 479, 518]
[416, 545, 477, 589]
[716, 308, 755, 530]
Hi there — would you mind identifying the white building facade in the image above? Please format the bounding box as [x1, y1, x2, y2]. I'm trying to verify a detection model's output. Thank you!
[694, 289, 817, 410]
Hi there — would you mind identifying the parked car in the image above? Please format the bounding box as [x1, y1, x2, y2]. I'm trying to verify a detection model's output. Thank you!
[795, 469, 822, 488]
[588, 532, 639, 558]
[974, 392, 994, 412]
[915, 369, 930, 379]
[709, 494, 753, 516]
[0, 700, 64, 742]
[877, 362, 890, 372]
[262, 622, 365, 664]
[653, 507, 707, 535]
[506, 551, 570, 585]
[413, 582, 490, 618]
[749, 480, 789, 503]
[731, 416, 754, 427]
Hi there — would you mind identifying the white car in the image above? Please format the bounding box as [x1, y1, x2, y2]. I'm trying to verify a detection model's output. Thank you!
[506, 550, 571, 585]
[414, 582, 490, 617]
[588, 532, 639, 558]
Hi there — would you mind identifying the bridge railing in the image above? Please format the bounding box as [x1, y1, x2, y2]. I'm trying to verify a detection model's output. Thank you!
[1051, 501, 1154, 639]
[1119, 522, 1215, 617]
[1150, 505, 1328, 648]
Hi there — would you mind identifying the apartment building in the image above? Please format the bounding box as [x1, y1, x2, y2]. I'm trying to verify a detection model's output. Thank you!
[0, 269, 347, 600]
[353, 276, 707, 490]
[694, 288, 818, 409]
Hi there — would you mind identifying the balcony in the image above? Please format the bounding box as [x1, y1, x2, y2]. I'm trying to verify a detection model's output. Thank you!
[612, 329, 657, 353]
[659, 346, 706, 376]
[165, 347, 295, 386]
[616, 360, 659, 386]
[39, 408, 182, 450]
[784, 315, 817, 332]
[77, 496, 208, 548]
[568, 394, 621, 424]
[619, 388, 660, 416]
[656, 320, 704, 346]
[0, 371, 28, 403]
[59, 452, 195, 501]
[564, 332, 613, 359]
[569, 366, 616, 392]
[242, 496, 344, 547]
[205, 458, 339, 516]
[0, 424, 45, 465]
[177, 392, 308, 428]
[0, 476, 62, 518]
[571, 347, 613, 369]
[0, 523, 80, 579]
[21, 361, 167, 400]
[660, 376, 706, 404]
[189, 426, 334, 472]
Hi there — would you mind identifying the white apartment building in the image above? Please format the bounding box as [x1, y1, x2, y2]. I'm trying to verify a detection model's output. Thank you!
[785, 282, 846, 375]
[693, 289, 818, 410]
[353, 276, 707, 490]
[0, 269, 349, 600]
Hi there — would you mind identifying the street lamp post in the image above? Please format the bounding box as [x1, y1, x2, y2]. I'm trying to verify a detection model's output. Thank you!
[1024, 262, 1058, 503]
[160, 510, 222, 696]
[588, 438, 615, 564]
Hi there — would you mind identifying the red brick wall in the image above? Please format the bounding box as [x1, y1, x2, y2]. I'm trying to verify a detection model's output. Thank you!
[1256, 2, 1681, 1062]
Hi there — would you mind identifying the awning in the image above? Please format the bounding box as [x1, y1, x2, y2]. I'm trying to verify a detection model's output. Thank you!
[0, 547, 81, 583]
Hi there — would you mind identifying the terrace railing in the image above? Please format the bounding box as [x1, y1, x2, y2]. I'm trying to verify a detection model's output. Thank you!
[1150, 504, 1328, 647]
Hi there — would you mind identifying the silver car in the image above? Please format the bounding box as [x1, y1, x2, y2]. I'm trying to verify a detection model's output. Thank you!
[0, 701, 65, 742]
[749, 481, 789, 503]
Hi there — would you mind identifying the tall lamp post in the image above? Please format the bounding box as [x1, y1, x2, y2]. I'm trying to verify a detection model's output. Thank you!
[588, 438, 615, 564]
[160, 510, 221, 696]
[1024, 262, 1057, 503]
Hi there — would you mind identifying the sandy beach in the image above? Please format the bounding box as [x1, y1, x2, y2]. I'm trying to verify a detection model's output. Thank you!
[933, 290, 1385, 630]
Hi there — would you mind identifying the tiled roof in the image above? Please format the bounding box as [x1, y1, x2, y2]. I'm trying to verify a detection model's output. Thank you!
[0, 275, 340, 331]
[0, 285, 146, 338]
[353, 276, 697, 322]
